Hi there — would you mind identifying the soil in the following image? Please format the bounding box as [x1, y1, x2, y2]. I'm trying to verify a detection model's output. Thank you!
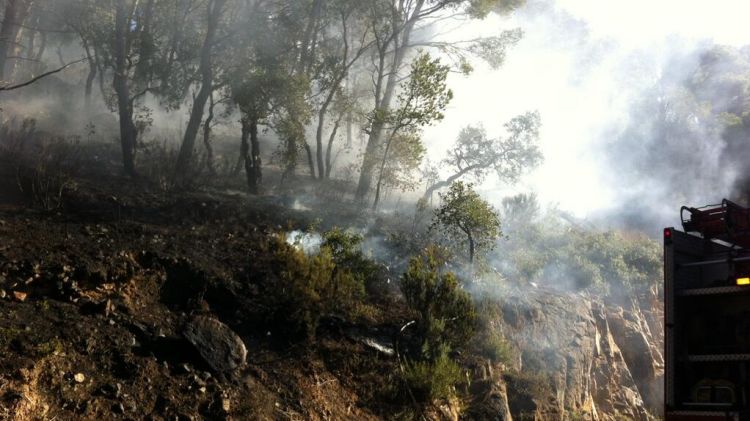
[0, 151, 418, 420]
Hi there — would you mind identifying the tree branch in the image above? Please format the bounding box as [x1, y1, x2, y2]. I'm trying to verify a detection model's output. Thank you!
[0, 57, 87, 91]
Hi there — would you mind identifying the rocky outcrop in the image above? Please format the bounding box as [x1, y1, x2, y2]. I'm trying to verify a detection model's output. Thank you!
[464, 360, 514, 421]
[495, 288, 662, 420]
[605, 304, 663, 416]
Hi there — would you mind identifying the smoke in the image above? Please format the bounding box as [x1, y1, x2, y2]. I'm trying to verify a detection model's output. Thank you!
[421, 0, 750, 233]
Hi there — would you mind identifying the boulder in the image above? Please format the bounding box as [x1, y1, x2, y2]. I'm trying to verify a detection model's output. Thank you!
[182, 316, 247, 377]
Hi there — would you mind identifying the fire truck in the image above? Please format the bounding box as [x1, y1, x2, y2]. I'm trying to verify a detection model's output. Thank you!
[665, 199, 750, 420]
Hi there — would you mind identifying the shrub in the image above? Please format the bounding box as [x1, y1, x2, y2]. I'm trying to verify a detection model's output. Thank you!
[402, 353, 463, 402]
[321, 228, 385, 296]
[475, 330, 516, 365]
[400, 246, 476, 360]
[265, 236, 364, 340]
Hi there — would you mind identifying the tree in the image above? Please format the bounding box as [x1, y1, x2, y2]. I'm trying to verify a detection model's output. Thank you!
[424, 111, 542, 200]
[431, 181, 501, 264]
[371, 52, 453, 210]
[354, 0, 527, 201]
[311, 1, 374, 180]
[69, 0, 198, 176]
[175, 0, 228, 175]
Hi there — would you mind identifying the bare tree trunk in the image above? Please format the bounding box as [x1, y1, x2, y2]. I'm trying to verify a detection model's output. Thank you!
[237, 120, 249, 176]
[176, 0, 225, 174]
[202, 92, 216, 175]
[113, 0, 137, 176]
[468, 232, 475, 264]
[315, 103, 329, 179]
[0, 0, 31, 81]
[304, 141, 315, 178]
[82, 40, 96, 111]
[241, 117, 261, 194]
[371, 131, 396, 210]
[249, 118, 261, 193]
[32, 30, 45, 75]
[324, 115, 343, 179]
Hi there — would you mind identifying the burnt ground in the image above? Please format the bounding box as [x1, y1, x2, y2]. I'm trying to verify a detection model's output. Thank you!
[0, 149, 429, 420]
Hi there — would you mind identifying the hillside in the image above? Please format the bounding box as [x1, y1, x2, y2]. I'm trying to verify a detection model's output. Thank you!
[0, 141, 662, 420]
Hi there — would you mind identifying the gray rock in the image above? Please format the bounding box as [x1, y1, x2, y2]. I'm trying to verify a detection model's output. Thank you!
[182, 316, 247, 376]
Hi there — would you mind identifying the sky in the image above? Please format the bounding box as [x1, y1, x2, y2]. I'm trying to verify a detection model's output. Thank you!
[422, 0, 750, 226]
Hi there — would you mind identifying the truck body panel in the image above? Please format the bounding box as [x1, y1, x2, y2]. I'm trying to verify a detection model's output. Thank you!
[665, 226, 750, 420]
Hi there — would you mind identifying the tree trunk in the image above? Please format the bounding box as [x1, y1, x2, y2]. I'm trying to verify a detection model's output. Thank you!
[82, 41, 96, 111]
[237, 120, 249, 176]
[422, 164, 482, 201]
[114, 0, 137, 176]
[324, 115, 342, 179]
[249, 117, 261, 193]
[241, 117, 261, 194]
[372, 131, 396, 211]
[176, 0, 224, 174]
[355, 0, 424, 201]
[32, 30, 46, 76]
[468, 232, 475, 264]
[0, 0, 30, 80]
[202, 92, 216, 175]
[314, 99, 332, 179]
[304, 141, 315, 178]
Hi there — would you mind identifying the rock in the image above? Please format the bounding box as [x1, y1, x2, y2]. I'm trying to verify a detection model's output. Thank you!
[74, 373, 85, 383]
[112, 402, 125, 414]
[0, 289, 5, 299]
[182, 315, 247, 377]
[12, 291, 27, 302]
[498, 289, 654, 420]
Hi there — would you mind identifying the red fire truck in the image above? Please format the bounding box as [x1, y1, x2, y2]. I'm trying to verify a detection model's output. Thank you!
[665, 199, 750, 420]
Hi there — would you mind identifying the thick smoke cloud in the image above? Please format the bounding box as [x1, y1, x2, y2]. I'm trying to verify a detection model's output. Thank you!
[425, 0, 750, 233]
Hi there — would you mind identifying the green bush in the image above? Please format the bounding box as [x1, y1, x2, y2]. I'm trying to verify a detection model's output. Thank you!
[475, 330, 516, 365]
[400, 246, 476, 360]
[402, 353, 463, 402]
[322, 228, 385, 296]
[266, 236, 364, 340]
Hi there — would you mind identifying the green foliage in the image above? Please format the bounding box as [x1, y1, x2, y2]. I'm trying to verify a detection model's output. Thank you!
[432, 181, 502, 263]
[451, 112, 542, 183]
[321, 228, 385, 296]
[400, 246, 476, 360]
[392, 53, 453, 128]
[402, 352, 463, 402]
[493, 209, 662, 299]
[380, 132, 427, 192]
[266, 235, 364, 340]
[475, 329, 516, 365]
[466, 0, 528, 18]
[468, 29, 524, 69]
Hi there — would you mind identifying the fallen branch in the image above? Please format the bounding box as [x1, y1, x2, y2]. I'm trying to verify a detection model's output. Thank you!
[0, 57, 88, 92]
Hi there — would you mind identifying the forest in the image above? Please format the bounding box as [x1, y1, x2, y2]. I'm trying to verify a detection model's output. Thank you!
[0, 0, 747, 420]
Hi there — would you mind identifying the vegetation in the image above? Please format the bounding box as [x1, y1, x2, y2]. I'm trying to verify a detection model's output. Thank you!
[0, 0, 675, 419]
[402, 353, 463, 402]
[400, 246, 477, 361]
[432, 181, 502, 264]
[423, 111, 543, 201]
[264, 235, 366, 341]
[494, 199, 662, 298]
